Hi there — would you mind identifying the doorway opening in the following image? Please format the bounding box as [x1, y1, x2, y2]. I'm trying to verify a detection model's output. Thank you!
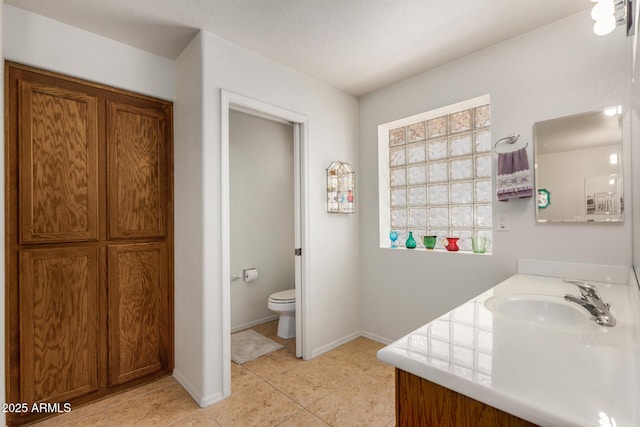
[220, 90, 309, 398]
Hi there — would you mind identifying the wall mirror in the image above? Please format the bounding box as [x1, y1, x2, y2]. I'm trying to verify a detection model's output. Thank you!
[534, 108, 623, 223]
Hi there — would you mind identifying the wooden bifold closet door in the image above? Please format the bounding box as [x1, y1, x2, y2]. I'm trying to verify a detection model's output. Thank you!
[5, 62, 174, 426]
[19, 246, 100, 404]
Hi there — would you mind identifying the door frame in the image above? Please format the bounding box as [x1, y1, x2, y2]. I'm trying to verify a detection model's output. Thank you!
[220, 89, 309, 397]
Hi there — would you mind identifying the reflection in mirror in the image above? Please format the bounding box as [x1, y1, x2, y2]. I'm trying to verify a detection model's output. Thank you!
[534, 108, 623, 222]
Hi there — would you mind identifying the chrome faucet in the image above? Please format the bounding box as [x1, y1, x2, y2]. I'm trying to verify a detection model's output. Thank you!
[563, 279, 616, 327]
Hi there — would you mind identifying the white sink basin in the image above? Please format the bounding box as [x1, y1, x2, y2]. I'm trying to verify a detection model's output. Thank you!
[484, 294, 592, 328]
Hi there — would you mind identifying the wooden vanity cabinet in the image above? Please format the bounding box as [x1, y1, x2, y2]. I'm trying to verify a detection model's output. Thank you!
[396, 369, 539, 427]
[5, 62, 174, 426]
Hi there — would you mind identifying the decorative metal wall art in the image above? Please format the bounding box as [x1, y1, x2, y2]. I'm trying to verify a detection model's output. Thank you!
[327, 161, 355, 214]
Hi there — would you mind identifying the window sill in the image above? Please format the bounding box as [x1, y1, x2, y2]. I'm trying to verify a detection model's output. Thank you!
[382, 247, 492, 255]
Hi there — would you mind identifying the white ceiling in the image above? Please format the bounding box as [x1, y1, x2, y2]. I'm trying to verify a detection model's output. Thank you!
[4, 0, 591, 96]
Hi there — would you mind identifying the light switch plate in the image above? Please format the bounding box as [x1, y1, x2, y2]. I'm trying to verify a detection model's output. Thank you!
[497, 214, 510, 231]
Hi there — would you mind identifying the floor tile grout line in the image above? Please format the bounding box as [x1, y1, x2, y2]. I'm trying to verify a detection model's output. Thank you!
[167, 409, 216, 427]
[240, 350, 299, 382]
[264, 375, 340, 411]
[229, 377, 270, 398]
[100, 377, 177, 410]
[261, 354, 365, 410]
[273, 407, 331, 427]
[309, 408, 333, 427]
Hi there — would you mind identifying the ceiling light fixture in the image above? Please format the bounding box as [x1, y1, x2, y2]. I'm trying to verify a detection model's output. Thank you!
[592, 0, 634, 36]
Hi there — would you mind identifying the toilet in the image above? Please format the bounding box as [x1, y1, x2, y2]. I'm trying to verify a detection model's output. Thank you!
[268, 289, 296, 339]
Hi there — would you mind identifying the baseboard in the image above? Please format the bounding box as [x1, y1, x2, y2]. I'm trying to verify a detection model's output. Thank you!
[230, 314, 279, 333]
[199, 391, 225, 407]
[310, 330, 361, 359]
[172, 369, 224, 408]
[360, 330, 394, 345]
[309, 330, 395, 359]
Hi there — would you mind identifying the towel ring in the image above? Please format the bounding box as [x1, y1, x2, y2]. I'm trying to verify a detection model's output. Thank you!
[493, 133, 528, 152]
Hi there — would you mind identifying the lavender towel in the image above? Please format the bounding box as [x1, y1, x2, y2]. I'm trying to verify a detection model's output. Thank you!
[496, 147, 533, 201]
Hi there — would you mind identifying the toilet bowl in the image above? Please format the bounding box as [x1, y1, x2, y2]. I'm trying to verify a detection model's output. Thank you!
[268, 289, 296, 339]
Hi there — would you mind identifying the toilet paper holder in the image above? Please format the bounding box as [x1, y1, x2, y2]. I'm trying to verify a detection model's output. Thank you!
[232, 268, 258, 282]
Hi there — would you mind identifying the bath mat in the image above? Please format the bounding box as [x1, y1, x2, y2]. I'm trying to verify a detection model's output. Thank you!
[231, 329, 284, 364]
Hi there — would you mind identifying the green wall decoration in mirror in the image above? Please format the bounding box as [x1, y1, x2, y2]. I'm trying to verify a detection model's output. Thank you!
[537, 189, 550, 209]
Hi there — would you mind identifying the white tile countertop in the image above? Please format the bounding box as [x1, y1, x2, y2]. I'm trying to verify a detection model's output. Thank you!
[377, 272, 640, 427]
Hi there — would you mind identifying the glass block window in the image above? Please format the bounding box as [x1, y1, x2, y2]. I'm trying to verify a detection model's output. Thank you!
[379, 96, 492, 253]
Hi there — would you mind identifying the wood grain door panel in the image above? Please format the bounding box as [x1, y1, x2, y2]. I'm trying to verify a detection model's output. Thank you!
[7, 63, 174, 425]
[107, 101, 168, 239]
[19, 247, 100, 404]
[108, 243, 167, 385]
[18, 80, 99, 244]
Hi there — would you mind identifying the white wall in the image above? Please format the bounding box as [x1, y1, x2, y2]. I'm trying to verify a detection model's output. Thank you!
[3, 6, 175, 101]
[633, 31, 640, 269]
[229, 110, 294, 331]
[175, 30, 360, 405]
[359, 10, 634, 342]
[633, 100, 640, 267]
[173, 31, 205, 404]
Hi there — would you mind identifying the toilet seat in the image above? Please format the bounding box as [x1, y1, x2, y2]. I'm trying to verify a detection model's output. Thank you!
[269, 289, 295, 303]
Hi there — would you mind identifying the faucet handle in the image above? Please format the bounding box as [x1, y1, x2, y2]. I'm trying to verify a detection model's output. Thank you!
[564, 294, 596, 313]
[563, 279, 598, 297]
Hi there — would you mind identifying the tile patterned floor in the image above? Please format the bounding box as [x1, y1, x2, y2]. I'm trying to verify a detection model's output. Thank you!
[30, 321, 396, 426]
